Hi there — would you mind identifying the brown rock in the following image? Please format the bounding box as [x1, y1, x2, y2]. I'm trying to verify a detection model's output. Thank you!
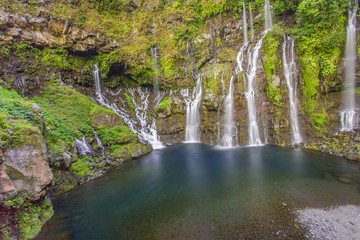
[1, 143, 53, 202]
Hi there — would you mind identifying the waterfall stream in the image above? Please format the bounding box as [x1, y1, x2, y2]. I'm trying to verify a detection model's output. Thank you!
[341, 1, 359, 131]
[128, 87, 165, 149]
[249, 3, 254, 41]
[236, 35, 266, 146]
[219, 77, 237, 147]
[75, 133, 92, 156]
[182, 77, 202, 142]
[242, 2, 248, 44]
[92, 64, 164, 149]
[264, 0, 273, 31]
[283, 36, 303, 144]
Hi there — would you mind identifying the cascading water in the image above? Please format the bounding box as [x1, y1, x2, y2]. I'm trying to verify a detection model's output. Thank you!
[92, 64, 164, 149]
[242, 2, 248, 44]
[236, 35, 267, 145]
[94, 131, 105, 155]
[341, 1, 359, 131]
[127, 88, 165, 149]
[219, 77, 237, 147]
[182, 77, 202, 142]
[283, 35, 303, 144]
[94, 63, 101, 97]
[264, 0, 273, 31]
[75, 133, 92, 156]
[249, 3, 254, 41]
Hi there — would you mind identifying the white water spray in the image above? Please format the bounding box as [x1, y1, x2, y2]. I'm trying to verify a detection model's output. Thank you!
[243, 2, 248, 44]
[264, 0, 273, 31]
[249, 3, 254, 41]
[182, 77, 203, 142]
[219, 77, 237, 147]
[341, 1, 359, 131]
[128, 88, 165, 149]
[236, 35, 267, 145]
[75, 133, 92, 156]
[283, 36, 303, 144]
[92, 64, 164, 149]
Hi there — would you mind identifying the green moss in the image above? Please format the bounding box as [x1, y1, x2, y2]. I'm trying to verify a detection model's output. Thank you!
[267, 81, 285, 107]
[33, 84, 94, 135]
[110, 142, 150, 160]
[123, 92, 135, 111]
[90, 105, 123, 128]
[155, 97, 172, 113]
[263, 29, 281, 78]
[11, 121, 43, 149]
[15, 198, 54, 240]
[70, 156, 93, 177]
[299, 55, 320, 100]
[97, 126, 137, 145]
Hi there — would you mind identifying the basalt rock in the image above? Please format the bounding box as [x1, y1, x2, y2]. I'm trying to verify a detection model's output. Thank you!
[0, 9, 119, 54]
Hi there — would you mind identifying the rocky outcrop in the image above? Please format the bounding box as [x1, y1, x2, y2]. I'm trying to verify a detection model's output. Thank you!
[0, 9, 118, 54]
[0, 142, 53, 203]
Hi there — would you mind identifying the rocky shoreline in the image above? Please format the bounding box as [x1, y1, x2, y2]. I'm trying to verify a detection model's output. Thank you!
[296, 205, 360, 240]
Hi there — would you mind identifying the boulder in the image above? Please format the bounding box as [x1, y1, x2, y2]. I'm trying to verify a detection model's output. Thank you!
[0, 143, 53, 203]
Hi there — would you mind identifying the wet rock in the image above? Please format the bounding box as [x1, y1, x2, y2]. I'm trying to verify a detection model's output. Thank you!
[346, 152, 360, 161]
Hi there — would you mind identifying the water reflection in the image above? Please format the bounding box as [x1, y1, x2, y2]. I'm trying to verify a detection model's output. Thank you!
[37, 144, 360, 240]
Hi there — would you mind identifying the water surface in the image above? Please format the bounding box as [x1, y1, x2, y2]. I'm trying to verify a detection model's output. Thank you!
[37, 144, 360, 239]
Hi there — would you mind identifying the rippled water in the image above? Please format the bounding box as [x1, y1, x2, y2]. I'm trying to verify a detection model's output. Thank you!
[37, 144, 360, 239]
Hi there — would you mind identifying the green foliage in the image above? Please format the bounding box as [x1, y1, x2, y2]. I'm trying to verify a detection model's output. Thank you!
[267, 81, 285, 107]
[123, 92, 135, 111]
[4, 196, 25, 208]
[97, 126, 137, 145]
[155, 97, 172, 112]
[70, 156, 93, 177]
[273, 0, 300, 15]
[33, 84, 94, 135]
[263, 25, 282, 77]
[15, 198, 54, 240]
[0, 88, 42, 125]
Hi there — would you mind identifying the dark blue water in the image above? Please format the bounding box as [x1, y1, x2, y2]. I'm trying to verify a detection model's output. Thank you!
[37, 144, 360, 239]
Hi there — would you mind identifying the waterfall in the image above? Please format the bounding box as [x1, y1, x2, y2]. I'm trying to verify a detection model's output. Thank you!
[243, 2, 248, 44]
[182, 77, 202, 142]
[92, 64, 164, 149]
[75, 133, 92, 156]
[264, 0, 273, 31]
[128, 88, 165, 149]
[283, 36, 303, 144]
[249, 3, 254, 41]
[236, 35, 267, 146]
[341, 1, 358, 131]
[219, 77, 237, 147]
[93, 63, 102, 97]
[94, 131, 105, 155]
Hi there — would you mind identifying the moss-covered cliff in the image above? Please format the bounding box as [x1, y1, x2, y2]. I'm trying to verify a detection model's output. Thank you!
[1, 0, 360, 238]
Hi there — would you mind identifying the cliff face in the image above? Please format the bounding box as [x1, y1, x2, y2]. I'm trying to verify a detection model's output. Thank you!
[0, 0, 360, 238]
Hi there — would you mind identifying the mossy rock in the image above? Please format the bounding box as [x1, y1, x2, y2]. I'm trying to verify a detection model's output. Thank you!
[15, 197, 54, 240]
[218, 47, 237, 62]
[90, 105, 124, 129]
[97, 126, 137, 145]
[110, 143, 151, 160]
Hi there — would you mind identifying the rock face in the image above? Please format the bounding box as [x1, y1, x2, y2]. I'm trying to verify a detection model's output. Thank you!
[0, 143, 53, 203]
[0, 9, 118, 54]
